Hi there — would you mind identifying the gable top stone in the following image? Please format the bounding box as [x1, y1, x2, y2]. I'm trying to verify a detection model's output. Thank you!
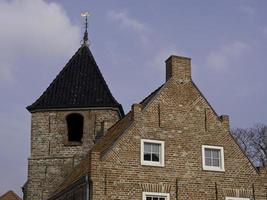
[27, 44, 124, 116]
[0, 191, 21, 200]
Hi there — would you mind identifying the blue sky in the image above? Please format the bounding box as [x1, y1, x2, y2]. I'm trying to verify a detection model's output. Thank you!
[0, 0, 266, 196]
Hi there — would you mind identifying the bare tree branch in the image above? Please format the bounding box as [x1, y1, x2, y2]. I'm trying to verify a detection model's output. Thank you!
[231, 123, 267, 167]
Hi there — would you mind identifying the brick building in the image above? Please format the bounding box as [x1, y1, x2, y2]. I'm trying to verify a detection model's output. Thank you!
[23, 30, 267, 200]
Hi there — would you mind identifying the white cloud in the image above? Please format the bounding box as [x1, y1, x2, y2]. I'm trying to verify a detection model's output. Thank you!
[0, 0, 80, 86]
[107, 10, 150, 44]
[207, 41, 250, 70]
[0, 0, 80, 196]
[239, 5, 255, 15]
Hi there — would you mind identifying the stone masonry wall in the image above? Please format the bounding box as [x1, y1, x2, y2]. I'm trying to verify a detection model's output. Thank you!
[26, 108, 120, 200]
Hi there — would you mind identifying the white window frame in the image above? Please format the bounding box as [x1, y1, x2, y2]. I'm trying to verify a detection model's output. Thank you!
[202, 145, 225, 172]
[141, 139, 165, 167]
[225, 198, 250, 200]
[142, 192, 170, 200]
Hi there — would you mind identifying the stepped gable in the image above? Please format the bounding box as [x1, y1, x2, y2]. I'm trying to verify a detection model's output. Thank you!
[27, 44, 124, 115]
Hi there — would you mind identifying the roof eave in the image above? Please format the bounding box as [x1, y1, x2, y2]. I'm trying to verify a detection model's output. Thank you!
[27, 104, 124, 116]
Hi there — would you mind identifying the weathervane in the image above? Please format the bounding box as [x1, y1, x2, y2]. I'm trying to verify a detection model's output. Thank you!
[81, 11, 90, 45]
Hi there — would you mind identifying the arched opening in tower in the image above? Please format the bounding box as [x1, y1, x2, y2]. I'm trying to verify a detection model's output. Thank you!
[66, 113, 84, 142]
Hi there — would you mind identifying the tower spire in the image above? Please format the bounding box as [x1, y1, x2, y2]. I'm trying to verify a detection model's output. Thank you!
[81, 11, 90, 45]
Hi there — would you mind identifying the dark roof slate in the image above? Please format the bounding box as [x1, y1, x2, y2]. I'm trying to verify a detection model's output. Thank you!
[27, 45, 124, 115]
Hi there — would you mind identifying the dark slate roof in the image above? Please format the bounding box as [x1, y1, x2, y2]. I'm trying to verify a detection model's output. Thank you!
[27, 44, 124, 115]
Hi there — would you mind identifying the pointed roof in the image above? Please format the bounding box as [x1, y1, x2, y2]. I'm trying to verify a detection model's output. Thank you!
[27, 44, 124, 115]
[0, 191, 21, 200]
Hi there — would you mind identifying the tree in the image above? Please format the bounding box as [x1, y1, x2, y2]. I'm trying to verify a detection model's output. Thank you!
[231, 124, 267, 167]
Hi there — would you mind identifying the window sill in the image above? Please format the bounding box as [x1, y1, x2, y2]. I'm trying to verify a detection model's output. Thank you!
[141, 161, 165, 167]
[64, 141, 82, 146]
[202, 166, 225, 172]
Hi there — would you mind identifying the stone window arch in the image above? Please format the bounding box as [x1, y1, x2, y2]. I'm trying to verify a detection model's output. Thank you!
[66, 113, 84, 143]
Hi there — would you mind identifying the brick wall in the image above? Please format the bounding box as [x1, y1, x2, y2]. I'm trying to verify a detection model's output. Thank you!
[89, 56, 267, 200]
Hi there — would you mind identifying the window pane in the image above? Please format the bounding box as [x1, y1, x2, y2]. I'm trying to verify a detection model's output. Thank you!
[212, 149, 219, 159]
[146, 196, 166, 200]
[205, 158, 212, 166]
[144, 143, 151, 152]
[205, 149, 211, 158]
[212, 158, 220, 167]
[144, 153, 151, 161]
[152, 153, 160, 162]
[204, 147, 223, 168]
[152, 143, 160, 154]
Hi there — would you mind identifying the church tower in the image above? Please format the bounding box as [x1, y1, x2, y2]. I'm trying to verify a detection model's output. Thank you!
[23, 17, 124, 200]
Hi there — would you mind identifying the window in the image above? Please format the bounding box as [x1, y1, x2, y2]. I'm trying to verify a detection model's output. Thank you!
[66, 113, 84, 143]
[202, 145, 224, 171]
[225, 198, 250, 200]
[141, 139, 164, 167]
[142, 192, 170, 200]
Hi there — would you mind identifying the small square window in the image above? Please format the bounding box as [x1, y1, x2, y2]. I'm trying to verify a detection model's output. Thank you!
[202, 145, 225, 171]
[141, 139, 164, 167]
